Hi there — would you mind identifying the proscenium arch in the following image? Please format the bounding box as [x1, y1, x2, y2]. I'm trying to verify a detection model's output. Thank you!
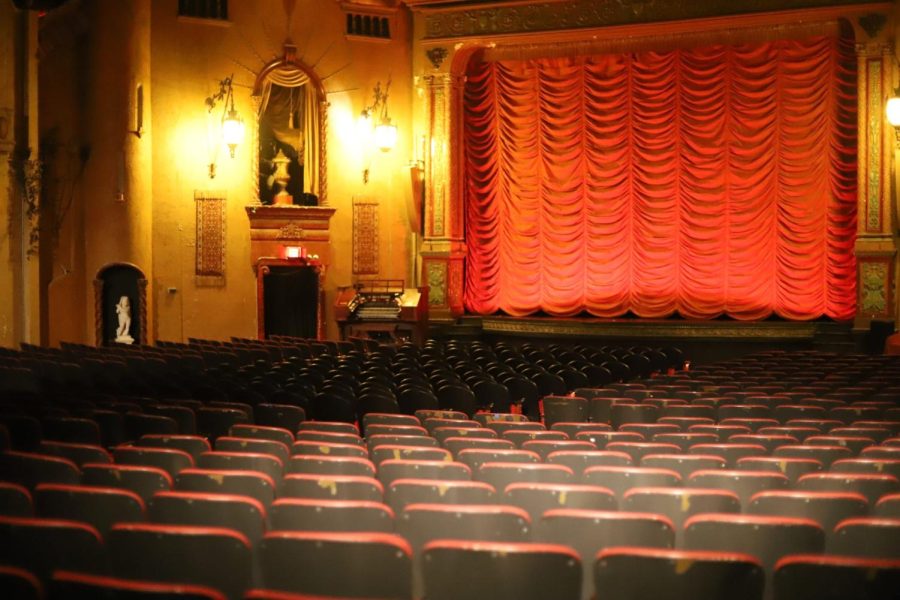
[251, 44, 329, 205]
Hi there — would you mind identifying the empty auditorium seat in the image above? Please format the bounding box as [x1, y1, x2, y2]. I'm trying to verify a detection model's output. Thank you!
[551, 422, 612, 438]
[281, 474, 383, 502]
[684, 514, 825, 571]
[108, 523, 252, 600]
[38, 441, 111, 467]
[290, 441, 369, 459]
[504, 482, 616, 521]
[269, 498, 393, 533]
[640, 454, 726, 480]
[621, 487, 741, 544]
[215, 436, 290, 465]
[148, 491, 266, 545]
[258, 531, 412, 599]
[0, 516, 106, 584]
[652, 432, 719, 451]
[582, 466, 681, 499]
[536, 509, 674, 599]
[385, 479, 497, 512]
[370, 444, 452, 464]
[134, 435, 212, 461]
[366, 434, 439, 451]
[254, 404, 305, 433]
[432, 426, 497, 443]
[828, 517, 900, 559]
[42, 416, 102, 446]
[0, 564, 42, 600]
[521, 440, 595, 460]
[747, 490, 869, 533]
[175, 469, 276, 507]
[874, 493, 900, 518]
[421, 540, 581, 600]
[197, 451, 284, 489]
[476, 462, 575, 491]
[457, 448, 540, 470]
[542, 396, 587, 427]
[729, 434, 800, 453]
[286, 455, 375, 478]
[546, 450, 632, 474]
[442, 437, 516, 454]
[736, 456, 823, 483]
[0, 451, 80, 489]
[687, 443, 767, 467]
[362, 412, 422, 431]
[50, 570, 226, 600]
[113, 446, 194, 478]
[594, 547, 764, 600]
[295, 431, 364, 447]
[377, 459, 471, 485]
[82, 463, 172, 503]
[229, 424, 294, 447]
[365, 424, 429, 437]
[688, 424, 752, 442]
[33, 483, 145, 537]
[688, 469, 789, 505]
[0, 482, 32, 517]
[574, 431, 645, 449]
[772, 554, 900, 600]
[796, 472, 899, 504]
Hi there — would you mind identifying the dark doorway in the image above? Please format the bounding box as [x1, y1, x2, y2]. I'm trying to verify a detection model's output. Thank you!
[262, 266, 319, 339]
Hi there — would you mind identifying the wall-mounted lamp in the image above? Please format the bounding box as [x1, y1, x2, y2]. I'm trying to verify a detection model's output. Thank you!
[361, 78, 397, 153]
[205, 74, 246, 178]
[887, 91, 900, 144]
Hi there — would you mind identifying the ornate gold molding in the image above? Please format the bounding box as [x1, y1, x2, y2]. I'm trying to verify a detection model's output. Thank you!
[417, 0, 885, 39]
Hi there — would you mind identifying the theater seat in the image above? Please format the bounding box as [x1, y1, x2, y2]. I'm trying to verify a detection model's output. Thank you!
[0, 564, 42, 600]
[536, 509, 674, 599]
[370, 445, 452, 464]
[290, 441, 368, 459]
[476, 462, 575, 491]
[229, 424, 294, 448]
[148, 491, 266, 546]
[108, 523, 252, 600]
[34, 483, 145, 538]
[772, 554, 900, 600]
[377, 459, 471, 485]
[0, 451, 80, 489]
[258, 531, 412, 599]
[0, 516, 106, 585]
[828, 517, 900, 559]
[82, 463, 172, 503]
[746, 490, 869, 533]
[0, 482, 33, 517]
[175, 469, 276, 507]
[269, 498, 393, 533]
[421, 540, 581, 600]
[50, 570, 226, 600]
[281, 474, 383, 502]
[594, 547, 764, 600]
[504, 482, 617, 521]
[385, 479, 497, 512]
[621, 487, 740, 546]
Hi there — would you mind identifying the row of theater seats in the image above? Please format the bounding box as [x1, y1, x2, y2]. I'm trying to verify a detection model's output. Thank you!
[1, 401, 900, 599]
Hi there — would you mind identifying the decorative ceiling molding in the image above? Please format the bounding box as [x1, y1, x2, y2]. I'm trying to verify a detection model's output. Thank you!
[408, 0, 888, 40]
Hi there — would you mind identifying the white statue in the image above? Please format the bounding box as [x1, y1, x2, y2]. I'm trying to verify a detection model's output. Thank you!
[115, 295, 134, 344]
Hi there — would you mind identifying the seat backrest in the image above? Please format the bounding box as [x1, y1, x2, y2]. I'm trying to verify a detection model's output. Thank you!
[545, 450, 632, 474]
[134, 435, 212, 460]
[684, 514, 825, 570]
[50, 570, 226, 600]
[640, 454, 726, 481]
[457, 448, 540, 470]
[687, 469, 789, 505]
[258, 531, 412, 599]
[228, 424, 294, 447]
[385, 479, 497, 512]
[280, 474, 384, 502]
[874, 493, 900, 518]
[595, 547, 764, 600]
[148, 491, 266, 546]
[828, 517, 900, 559]
[582, 466, 681, 500]
[377, 459, 471, 485]
[34, 483, 145, 538]
[796, 472, 899, 505]
[108, 523, 252, 600]
[747, 490, 869, 535]
[215, 436, 290, 465]
[476, 462, 575, 491]
[772, 554, 900, 600]
[504, 482, 616, 522]
[736, 456, 823, 483]
[622, 487, 740, 537]
[82, 463, 172, 503]
[370, 444, 452, 464]
[196, 451, 284, 488]
[38, 441, 111, 467]
[0, 515, 106, 585]
[0, 481, 33, 517]
[0, 564, 42, 600]
[113, 446, 194, 478]
[0, 451, 80, 489]
[269, 498, 393, 533]
[398, 503, 531, 554]
[174, 468, 276, 507]
[422, 540, 581, 600]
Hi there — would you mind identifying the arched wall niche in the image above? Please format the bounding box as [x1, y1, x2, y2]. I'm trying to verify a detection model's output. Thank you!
[93, 263, 148, 346]
[250, 44, 328, 206]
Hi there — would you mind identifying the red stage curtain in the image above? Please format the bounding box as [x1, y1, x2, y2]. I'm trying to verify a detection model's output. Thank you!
[463, 34, 857, 320]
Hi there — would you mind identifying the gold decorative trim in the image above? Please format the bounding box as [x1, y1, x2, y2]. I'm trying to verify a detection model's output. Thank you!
[860, 261, 888, 314]
[477, 317, 827, 339]
[866, 57, 882, 231]
[426, 74, 451, 237]
[426, 261, 447, 306]
[418, 0, 884, 39]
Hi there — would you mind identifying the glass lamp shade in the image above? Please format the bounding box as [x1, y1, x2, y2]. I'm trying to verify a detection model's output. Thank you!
[222, 109, 245, 157]
[887, 97, 900, 128]
[374, 121, 398, 152]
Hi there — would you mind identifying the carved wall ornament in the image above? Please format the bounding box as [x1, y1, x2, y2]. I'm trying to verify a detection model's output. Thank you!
[426, 261, 447, 306]
[426, 47, 449, 69]
[278, 223, 305, 239]
[421, 0, 879, 39]
[858, 13, 887, 39]
[861, 261, 888, 314]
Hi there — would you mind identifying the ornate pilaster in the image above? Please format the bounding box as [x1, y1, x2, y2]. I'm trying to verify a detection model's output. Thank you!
[855, 42, 896, 326]
[421, 67, 467, 318]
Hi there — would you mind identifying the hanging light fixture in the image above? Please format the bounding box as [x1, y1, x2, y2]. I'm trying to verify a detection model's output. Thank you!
[205, 74, 245, 177]
[361, 78, 397, 153]
[887, 91, 900, 143]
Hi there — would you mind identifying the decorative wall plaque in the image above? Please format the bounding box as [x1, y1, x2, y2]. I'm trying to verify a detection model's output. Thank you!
[195, 191, 227, 281]
[353, 199, 380, 274]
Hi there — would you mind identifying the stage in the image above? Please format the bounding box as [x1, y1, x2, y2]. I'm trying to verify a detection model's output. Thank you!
[431, 315, 867, 365]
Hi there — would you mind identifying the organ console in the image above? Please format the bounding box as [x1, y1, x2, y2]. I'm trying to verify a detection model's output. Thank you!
[334, 280, 429, 346]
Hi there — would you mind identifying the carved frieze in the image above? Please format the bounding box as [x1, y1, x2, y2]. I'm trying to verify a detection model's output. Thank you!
[417, 0, 883, 39]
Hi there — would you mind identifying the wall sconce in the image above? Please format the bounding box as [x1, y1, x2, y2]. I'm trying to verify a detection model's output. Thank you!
[361, 78, 398, 153]
[887, 91, 900, 144]
[205, 74, 246, 178]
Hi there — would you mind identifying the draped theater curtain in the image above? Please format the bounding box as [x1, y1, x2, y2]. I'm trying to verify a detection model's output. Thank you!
[463, 33, 858, 320]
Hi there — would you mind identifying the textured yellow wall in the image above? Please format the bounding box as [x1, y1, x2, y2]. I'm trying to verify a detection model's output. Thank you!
[37, 0, 414, 345]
